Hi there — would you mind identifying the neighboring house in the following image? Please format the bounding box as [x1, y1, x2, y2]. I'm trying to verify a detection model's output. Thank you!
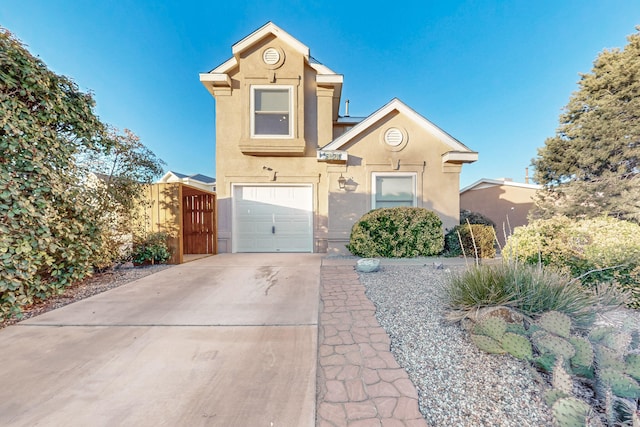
[460, 178, 541, 246]
[157, 171, 216, 193]
[200, 22, 478, 254]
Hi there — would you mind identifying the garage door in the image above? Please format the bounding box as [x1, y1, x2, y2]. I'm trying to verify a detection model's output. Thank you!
[233, 185, 313, 252]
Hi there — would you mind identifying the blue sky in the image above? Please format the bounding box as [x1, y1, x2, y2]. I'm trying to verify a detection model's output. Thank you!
[2, 1, 639, 188]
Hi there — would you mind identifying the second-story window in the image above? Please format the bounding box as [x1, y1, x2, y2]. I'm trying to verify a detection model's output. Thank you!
[251, 86, 293, 138]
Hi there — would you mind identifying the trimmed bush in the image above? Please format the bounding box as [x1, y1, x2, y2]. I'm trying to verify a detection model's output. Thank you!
[460, 209, 496, 227]
[503, 216, 640, 308]
[347, 207, 444, 258]
[444, 224, 496, 258]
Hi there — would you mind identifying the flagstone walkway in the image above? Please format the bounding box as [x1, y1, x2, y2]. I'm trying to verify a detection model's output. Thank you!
[317, 265, 428, 427]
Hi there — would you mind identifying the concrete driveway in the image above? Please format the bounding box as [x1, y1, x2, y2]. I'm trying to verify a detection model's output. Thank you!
[0, 253, 321, 427]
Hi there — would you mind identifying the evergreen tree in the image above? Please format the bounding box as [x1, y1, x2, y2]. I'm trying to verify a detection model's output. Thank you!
[532, 28, 640, 222]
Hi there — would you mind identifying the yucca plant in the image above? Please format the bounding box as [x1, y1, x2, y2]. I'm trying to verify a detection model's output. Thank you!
[445, 263, 624, 326]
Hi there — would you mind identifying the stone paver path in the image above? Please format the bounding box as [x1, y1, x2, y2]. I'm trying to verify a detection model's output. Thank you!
[317, 265, 428, 427]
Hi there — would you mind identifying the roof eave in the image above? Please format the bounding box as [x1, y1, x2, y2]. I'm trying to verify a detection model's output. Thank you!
[442, 151, 478, 165]
[232, 22, 310, 61]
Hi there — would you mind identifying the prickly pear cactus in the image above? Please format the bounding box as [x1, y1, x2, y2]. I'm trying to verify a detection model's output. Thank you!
[534, 353, 557, 373]
[594, 344, 627, 371]
[544, 388, 570, 407]
[598, 368, 640, 399]
[473, 317, 507, 342]
[502, 332, 533, 360]
[552, 397, 591, 427]
[532, 330, 577, 360]
[470, 334, 506, 354]
[625, 353, 640, 381]
[538, 311, 572, 338]
[505, 322, 528, 336]
[589, 326, 618, 343]
[569, 336, 594, 369]
[600, 332, 632, 354]
[553, 356, 574, 395]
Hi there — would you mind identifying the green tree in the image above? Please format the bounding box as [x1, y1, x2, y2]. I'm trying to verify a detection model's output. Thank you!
[532, 28, 640, 222]
[0, 27, 109, 315]
[0, 28, 165, 317]
[79, 128, 165, 269]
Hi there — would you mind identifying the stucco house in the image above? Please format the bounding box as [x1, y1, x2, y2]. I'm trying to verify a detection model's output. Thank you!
[200, 22, 478, 254]
[460, 178, 541, 246]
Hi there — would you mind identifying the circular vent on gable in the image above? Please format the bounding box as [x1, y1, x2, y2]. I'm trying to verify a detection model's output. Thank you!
[384, 128, 404, 146]
[263, 48, 281, 65]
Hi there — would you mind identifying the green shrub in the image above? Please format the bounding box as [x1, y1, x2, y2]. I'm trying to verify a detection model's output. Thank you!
[347, 207, 444, 257]
[445, 263, 623, 326]
[460, 209, 496, 227]
[504, 216, 640, 308]
[132, 232, 170, 265]
[444, 224, 496, 258]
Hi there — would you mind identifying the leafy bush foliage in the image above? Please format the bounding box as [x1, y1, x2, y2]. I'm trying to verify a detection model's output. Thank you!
[132, 232, 170, 265]
[1, 28, 107, 318]
[444, 224, 496, 258]
[347, 207, 444, 257]
[0, 29, 164, 319]
[444, 210, 497, 258]
[460, 209, 496, 227]
[445, 263, 623, 326]
[503, 216, 640, 308]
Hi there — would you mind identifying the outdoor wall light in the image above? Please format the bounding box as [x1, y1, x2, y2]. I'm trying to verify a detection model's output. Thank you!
[338, 174, 347, 189]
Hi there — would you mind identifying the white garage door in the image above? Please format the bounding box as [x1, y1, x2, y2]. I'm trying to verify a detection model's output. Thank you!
[233, 185, 313, 253]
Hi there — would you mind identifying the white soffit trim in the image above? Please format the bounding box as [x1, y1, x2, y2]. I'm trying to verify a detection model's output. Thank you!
[209, 57, 238, 74]
[232, 22, 310, 60]
[316, 74, 343, 84]
[322, 98, 474, 153]
[199, 73, 231, 85]
[441, 151, 478, 164]
[311, 62, 340, 76]
[460, 179, 542, 194]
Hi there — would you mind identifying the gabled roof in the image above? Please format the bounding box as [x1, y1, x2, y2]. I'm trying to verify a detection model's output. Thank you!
[322, 98, 477, 163]
[200, 22, 342, 90]
[460, 178, 541, 194]
[189, 173, 216, 184]
[232, 22, 309, 61]
[158, 171, 216, 185]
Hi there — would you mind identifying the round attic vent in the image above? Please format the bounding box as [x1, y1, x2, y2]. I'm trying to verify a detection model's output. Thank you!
[384, 128, 404, 146]
[263, 48, 280, 65]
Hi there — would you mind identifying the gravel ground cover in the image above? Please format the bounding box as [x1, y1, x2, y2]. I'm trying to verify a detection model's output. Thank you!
[1, 264, 172, 329]
[359, 264, 554, 427]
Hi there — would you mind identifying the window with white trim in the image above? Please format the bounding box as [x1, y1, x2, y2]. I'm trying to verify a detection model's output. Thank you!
[372, 173, 417, 208]
[251, 86, 293, 138]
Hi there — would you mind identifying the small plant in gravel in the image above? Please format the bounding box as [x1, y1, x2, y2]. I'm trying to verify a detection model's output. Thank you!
[445, 263, 620, 326]
[131, 232, 170, 265]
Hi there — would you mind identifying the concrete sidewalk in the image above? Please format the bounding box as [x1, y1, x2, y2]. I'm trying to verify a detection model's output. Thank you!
[0, 254, 321, 427]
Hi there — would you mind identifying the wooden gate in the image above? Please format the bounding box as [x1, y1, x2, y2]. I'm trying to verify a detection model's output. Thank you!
[182, 191, 216, 255]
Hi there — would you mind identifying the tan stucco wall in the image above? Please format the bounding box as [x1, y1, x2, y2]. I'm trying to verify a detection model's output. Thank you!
[460, 185, 537, 246]
[211, 36, 331, 253]
[206, 29, 468, 254]
[326, 112, 462, 254]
